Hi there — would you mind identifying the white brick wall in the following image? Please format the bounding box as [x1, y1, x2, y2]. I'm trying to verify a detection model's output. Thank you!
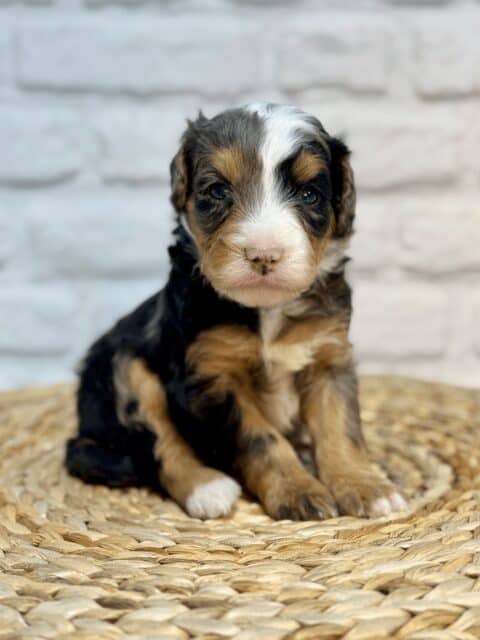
[1, 0, 480, 390]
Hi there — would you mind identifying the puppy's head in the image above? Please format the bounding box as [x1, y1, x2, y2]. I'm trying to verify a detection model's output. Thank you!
[170, 103, 355, 308]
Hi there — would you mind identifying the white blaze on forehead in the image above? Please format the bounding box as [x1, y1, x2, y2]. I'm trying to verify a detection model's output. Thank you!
[245, 102, 318, 178]
[237, 103, 319, 254]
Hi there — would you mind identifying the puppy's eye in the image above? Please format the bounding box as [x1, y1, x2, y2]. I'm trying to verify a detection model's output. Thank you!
[301, 187, 319, 205]
[208, 182, 228, 200]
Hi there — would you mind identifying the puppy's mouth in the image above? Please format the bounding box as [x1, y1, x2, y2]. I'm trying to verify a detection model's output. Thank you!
[219, 272, 308, 308]
[229, 273, 292, 290]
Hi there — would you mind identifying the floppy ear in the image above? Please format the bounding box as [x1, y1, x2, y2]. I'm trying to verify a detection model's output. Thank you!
[329, 137, 356, 238]
[170, 112, 209, 213]
[169, 146, 189, 213]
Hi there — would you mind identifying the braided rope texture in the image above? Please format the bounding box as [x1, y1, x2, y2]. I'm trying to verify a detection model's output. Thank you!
[0, 377, 479, 640]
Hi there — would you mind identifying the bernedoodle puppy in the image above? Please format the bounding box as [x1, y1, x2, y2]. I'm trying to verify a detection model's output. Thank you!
[66, 103, 407, 520]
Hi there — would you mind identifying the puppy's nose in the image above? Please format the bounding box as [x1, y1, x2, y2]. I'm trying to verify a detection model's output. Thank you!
[245, 247, 284, 274]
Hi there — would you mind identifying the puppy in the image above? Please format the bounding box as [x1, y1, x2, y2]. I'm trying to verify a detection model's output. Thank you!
[66, 103, 407, 520]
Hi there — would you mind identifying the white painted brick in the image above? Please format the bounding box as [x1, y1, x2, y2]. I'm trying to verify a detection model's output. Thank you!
[86, 0, 224, 5]
[26, 189, 173, 279]
[278, 16, 390, 93]
[80, 279, 162, 349]
[0, 107, 84, 185]
[0, 285, 78, 356]
[0, 30, 10, 87]
[386, 0, 452, 5]
[94, 104, 193, 183]
[0, 0, 52, 4]
[473, 296, 480, 356]
[414, 20, 479, 98]
[400, 197, 480, 274]
[0, 4, 478, 391]
[351, 282, 449, 359]
[352, 119, 458, 190]
[349, 197, 401, 271]
[0, 198, 28, 273]
[17, 18, 265, 95]
[311, 107, 460, 190]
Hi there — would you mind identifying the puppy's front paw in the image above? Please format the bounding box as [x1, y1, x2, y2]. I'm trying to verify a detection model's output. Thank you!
[185, 472, 241, 519]
[329, 467, 407, 518]
[265, 475, 338, 521]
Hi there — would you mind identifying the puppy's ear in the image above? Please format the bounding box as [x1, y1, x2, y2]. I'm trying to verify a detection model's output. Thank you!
[170, 112, 208, 213]
[329, 137, 356, 238]
[170, 146, 189, 212]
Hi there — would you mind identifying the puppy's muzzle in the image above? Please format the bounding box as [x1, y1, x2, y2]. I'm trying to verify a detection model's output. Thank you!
[244, 247, 284, 275]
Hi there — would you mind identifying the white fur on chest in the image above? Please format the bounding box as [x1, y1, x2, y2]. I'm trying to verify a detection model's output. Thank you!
[260, 306, 318, 373]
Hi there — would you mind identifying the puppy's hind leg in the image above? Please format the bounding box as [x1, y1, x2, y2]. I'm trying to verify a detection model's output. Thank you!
[66, 436, 150, 487]
[127, 358, 241, 519]
[68, 344, 159, 489]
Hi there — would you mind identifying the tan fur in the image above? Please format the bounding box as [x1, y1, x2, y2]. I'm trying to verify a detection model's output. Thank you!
[126, 358, 234, 511]
[113, 353, 135, 426]
[292, 149, 327, 183]
[301, 363, 396, 517]
[260, 364, 299, 434]
[210, 146, 259, 186]
[187, 324, 261, 397]
[186, 199, 243, 284]
[263, 313, 350, 373]
[225, 370, 336, 521]
[258, 303, 350, 435]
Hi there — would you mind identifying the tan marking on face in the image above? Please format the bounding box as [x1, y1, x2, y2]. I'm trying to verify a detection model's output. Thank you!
[292, 149, 327, 183]
[186, 200, 250, 298]
[185, 150, 342, 308]
[210, 146, 259, 186]
[308, 210, 336, 259]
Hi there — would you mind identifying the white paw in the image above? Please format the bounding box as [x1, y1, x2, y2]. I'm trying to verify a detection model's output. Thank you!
[370, 492, 408, 517]
[185, 476, 241, 519]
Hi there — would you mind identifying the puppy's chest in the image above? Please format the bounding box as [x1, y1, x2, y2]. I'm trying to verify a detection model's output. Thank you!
[187, 304, 345, 432]
[260, 307, 316, 373]
[258, 308, 315, 433]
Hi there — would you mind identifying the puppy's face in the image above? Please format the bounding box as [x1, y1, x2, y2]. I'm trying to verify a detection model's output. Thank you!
[171, 103, 355, 308]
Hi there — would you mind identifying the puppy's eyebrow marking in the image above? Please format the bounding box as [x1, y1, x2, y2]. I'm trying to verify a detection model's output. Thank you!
[210, 146, 258, 185]
[292, 149, 327, 183]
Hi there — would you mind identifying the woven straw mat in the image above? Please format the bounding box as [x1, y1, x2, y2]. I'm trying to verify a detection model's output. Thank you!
[0, 376, 479, 640]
